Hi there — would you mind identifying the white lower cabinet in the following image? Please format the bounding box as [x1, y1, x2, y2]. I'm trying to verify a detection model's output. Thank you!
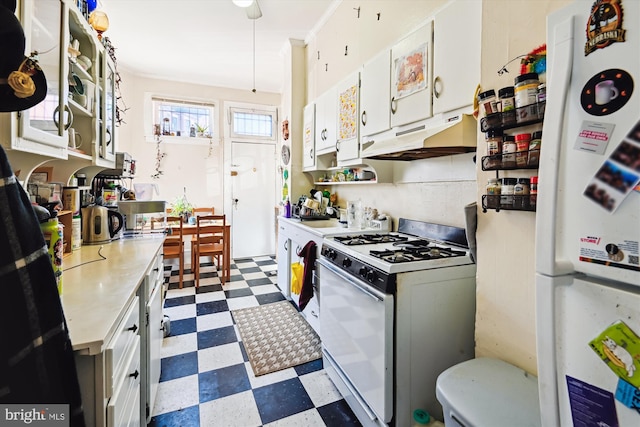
[107, 336, 140, 427]
[74, 248, 163, 427]
[277, 219, 323, 335]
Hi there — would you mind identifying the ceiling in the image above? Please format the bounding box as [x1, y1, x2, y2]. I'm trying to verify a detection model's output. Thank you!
[102, 0, 338, 94]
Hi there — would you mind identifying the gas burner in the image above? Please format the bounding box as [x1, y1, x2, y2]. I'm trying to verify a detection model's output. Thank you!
[333, 234, 408, 246]
[393, 239, 433, 250]
[370, 246, 466, 263]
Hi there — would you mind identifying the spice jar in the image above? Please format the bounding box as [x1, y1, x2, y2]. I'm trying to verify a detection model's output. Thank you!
[485, 129, 503, 169]
[515, 133, 531, 168]
[500, 177, 517, 208]
[486, 178, 501, 209]
[478, 89, 499, 116]
[499, 86, 516, 126]
[528, 131, 542, 167]
[537, 83, 546, 117]
[502, 135, 517, 168]
[514, 177, 531, 209]
[530, 176, 538, 208]
[514, 73, 540, 123]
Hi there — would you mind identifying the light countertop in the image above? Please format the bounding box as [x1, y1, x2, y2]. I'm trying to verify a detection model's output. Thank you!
[278, 216, 391, 237]
[60, 236, 164, 355]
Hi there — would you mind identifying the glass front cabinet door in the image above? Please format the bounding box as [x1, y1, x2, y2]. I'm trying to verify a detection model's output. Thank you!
[16, 0, 69, 158]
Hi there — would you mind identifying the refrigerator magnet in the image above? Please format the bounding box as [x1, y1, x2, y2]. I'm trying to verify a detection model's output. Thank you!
[589, 321, 640, 388]
[581, 69, 634, 116]
[585, 0, 627, 57]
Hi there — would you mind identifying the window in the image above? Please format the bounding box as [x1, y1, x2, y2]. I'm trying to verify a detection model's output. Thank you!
[152, 97, 216, 138]
[229, 106, 276, 140]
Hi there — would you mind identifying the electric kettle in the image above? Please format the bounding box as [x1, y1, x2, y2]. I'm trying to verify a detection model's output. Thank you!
[81, 205, 124, 244]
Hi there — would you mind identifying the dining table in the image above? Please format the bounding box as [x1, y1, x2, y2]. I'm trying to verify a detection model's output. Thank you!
[169, 221, 231, 284]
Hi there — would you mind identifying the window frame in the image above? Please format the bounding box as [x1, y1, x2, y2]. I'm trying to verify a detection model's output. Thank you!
[227, 103, 277, 142]
[144, 93, 219, 145]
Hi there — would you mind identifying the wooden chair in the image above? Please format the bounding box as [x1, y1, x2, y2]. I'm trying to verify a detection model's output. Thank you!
[190, 207, 215, 266]
[162, 216, 184, 288]
[192, 214, 227, 287]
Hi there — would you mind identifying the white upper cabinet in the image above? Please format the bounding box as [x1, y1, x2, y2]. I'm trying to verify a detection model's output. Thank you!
[302, 103, 315, 170]
[314, 86, 337, 154]
[335, 71, 360, 163]
[359, 50, 392, 139]
[390, 20, 433, 128]
[432, 0, 481, 115]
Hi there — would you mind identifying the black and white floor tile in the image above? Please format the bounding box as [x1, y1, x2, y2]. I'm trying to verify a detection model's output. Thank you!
[148, 256, 361, 427]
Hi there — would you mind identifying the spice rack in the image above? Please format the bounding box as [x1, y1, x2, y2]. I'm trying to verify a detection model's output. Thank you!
[480, 100, 545, 133]
[480, 101, 544, 213]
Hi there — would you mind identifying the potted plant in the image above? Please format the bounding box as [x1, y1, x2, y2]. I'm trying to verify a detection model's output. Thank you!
[195, 124, 208, 137]
[170, 195, 193, 223]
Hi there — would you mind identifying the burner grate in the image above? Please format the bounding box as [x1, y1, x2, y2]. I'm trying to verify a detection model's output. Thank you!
[333, 234, 409, 246]
[370, 246, 467, 263]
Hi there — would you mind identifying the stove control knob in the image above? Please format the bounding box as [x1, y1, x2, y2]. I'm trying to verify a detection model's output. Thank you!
[366, 269, 376, 283]
[342, 258, 352, 268]
[358, 266, 367, 277]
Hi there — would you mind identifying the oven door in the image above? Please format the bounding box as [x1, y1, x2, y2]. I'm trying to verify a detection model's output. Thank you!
[317, 258, 394, 424]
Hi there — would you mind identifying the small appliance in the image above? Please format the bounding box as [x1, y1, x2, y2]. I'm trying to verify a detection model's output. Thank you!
[81, 205, 124, 244]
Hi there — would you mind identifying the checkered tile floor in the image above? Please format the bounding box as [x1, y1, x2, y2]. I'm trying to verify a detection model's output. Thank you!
[148, 256, 361, 426]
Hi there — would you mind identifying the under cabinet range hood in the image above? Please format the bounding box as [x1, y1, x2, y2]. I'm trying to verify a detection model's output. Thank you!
[360, 111, 477, 161]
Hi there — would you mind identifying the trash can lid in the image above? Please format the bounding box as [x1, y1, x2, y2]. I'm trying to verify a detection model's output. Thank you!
[436, 357, 541, 427]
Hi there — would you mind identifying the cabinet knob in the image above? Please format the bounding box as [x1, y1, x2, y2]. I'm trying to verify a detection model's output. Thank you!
[127, 324, 138, 333]
[390, 97, 397, 114]
[129, 370, 139, 380]
[361, 110, 367, 126]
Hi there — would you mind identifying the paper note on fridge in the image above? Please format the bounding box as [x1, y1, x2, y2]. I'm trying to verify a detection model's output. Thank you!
[583, 119, 640, 212]
[589, 321, 640, 388]
[575, 121, 615, 154]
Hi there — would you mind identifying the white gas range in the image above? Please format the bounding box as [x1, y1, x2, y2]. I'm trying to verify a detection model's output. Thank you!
[317, 218, 476, 426]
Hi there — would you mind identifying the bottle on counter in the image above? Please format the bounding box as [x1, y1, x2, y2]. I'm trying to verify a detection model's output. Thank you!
[284, 198, 291, 218]
[40, 215, 64, 295]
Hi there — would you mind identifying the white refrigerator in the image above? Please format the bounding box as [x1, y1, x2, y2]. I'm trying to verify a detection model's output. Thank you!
[536, 0, 640, 426]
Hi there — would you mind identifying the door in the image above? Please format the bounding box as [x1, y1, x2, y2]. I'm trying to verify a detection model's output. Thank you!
[536, 273, 640, 427]
[146, 280, 163, 423]
[230, 141, 276, 258]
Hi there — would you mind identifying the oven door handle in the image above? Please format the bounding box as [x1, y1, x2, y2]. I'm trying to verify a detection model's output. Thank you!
[318, 258, 384, 302]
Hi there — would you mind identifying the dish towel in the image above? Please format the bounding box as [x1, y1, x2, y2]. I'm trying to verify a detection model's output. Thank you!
[0, 146, 85, 426]
[297, 241, 317, 311]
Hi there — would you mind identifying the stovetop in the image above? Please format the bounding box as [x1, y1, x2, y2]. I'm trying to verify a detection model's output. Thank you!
[321, 220, 473, 276]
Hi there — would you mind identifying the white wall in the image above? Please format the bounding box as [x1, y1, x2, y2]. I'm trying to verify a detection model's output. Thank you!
[116, 71, 280, 212]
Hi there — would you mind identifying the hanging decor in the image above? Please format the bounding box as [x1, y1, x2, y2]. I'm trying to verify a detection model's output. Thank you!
[151, 132, 165, 179]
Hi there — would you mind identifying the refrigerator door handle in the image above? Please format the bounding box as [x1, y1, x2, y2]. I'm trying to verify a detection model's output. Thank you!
[536, 15, 576, 277]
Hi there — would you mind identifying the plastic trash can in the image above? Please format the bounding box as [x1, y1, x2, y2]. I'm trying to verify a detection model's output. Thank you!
[436, 357, 541, 427]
